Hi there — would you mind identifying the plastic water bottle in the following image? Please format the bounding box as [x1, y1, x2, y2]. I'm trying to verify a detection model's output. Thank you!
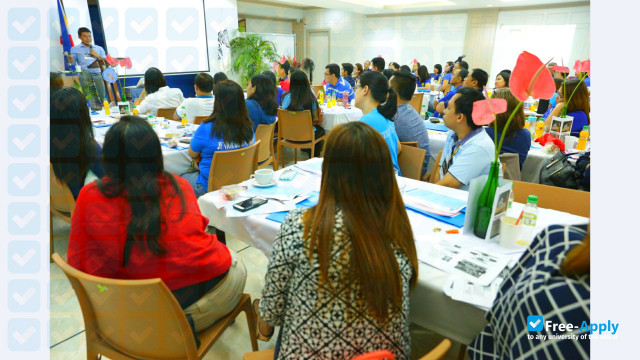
[181, 106, 188, 126]
[103, 98, 110, 115]
[318, 91, 324, 104]
[576, 126, 589, 150]
[521, 195, 538, 227]
[421, 104, 427, 117]
[535, 120, 545, 140]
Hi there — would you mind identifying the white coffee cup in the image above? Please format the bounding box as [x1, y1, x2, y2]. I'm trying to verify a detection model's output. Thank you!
[564, 136, 578, 150]
[499, 216, 527, 249]
[251, 169, 274, 185]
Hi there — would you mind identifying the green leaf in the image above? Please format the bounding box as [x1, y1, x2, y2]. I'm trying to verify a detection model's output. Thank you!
[230, 33, 279, 87]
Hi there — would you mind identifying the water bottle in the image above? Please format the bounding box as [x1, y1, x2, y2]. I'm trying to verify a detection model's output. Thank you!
[421, 104, 427, 117]
[181, 106, 188, 126]
[576, 126, 589, 150]
[521, 195, 538, 227]
[132, 106, 139, 116]
[103, 98, 110, 115]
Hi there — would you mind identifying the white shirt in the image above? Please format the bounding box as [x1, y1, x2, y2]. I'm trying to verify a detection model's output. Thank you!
[137, 86, 185, 116]
[175, 96, 214, 124]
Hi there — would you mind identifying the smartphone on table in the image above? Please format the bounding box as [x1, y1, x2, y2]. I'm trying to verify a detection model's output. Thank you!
[278, 169, 297, 181]
[233, 196, 268, 212]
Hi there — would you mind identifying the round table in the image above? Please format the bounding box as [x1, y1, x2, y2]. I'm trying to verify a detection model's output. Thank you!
[319, 104, 363, 131]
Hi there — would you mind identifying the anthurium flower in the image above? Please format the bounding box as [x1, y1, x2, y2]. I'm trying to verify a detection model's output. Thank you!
[105, 54, 119, 66]
[510, 51, 556, 102]
[551, 65, 570, 73]
[573, 59, 590, 76]
[535, 133, 565, 152]
[119, 57, 132, 69]
[472, 97, 507, 126]
[278, 55, 286, 65]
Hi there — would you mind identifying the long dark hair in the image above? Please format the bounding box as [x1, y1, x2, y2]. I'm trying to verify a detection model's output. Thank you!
[50, 88, 98, 187]
[303, 58, 315, 84]
[284, 70, 318, 122]
[497, 69, 511, 88]
[248, 74, 278, 116]
[98, 116, 185, 266]
[303, 121, 417, 322]
[491, 88, 524, 139]
[208, 80, 254, 144]
[434, 64, 442, 75]
[143, 67, 167, 95]
[357, 71, 398, 120]
[418, 65, 431, 84]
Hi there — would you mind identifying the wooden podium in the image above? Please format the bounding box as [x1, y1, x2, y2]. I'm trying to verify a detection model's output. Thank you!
[88, 58, 122, 104]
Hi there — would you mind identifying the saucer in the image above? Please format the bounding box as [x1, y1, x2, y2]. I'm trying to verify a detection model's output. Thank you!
[252, 179, 277, 188]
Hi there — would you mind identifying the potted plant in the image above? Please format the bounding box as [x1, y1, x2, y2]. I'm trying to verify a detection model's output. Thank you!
[230, 33, 279, 87]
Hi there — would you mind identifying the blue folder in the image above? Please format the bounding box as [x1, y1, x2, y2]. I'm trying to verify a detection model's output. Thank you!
[424, 121, 449, 132]
[403, 189, 467, 227]
[265, 192, 320, 224]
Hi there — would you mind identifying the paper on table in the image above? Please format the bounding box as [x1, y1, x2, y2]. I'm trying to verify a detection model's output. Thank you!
[404, 189, 466, 214]
[294, 158, 323, 175]
[225, 197, 296, 218]
[443, 274, 504, 311]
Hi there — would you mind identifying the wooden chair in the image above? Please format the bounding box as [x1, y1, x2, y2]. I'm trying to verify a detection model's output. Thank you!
[255, 123, 277, 170]
[499, 153, 522, 181]
[511, 180, 590, 218]
[398, 144, 426, 180]
[193, 115, 208, 125]
[425, 150, 443, 183]
[208, 140, 261, 192]
[52, 253, 259, 360]
[50, 163, 76, 262]
[243, 339, 451, 360]
[311, 85, 325, 97]
[157, 107, 178, 120]
[401, 141, 418, 148]
[410, 93, 424, 113]
[277, 109, 326, 168]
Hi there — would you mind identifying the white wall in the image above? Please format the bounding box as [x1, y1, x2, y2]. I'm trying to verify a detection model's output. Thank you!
[49, 0, 92, 71]
[236, 1, 304, 20]
[246, 18, 292, 34]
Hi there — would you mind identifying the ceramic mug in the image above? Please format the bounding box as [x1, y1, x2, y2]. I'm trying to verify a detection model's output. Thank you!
[250, 169, 274, 185]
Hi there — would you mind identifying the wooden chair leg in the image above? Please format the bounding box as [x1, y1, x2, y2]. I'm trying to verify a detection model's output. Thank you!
[242, 296, 260, 351]
[310, 144, 314, 158]
[294, 147, 297, 164]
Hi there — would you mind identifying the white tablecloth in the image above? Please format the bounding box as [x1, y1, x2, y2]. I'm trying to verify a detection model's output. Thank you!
[197, 159, 589, 344]
[417, 91, 442, 111]
[319, 104, 363, 132]
[91, 108, 194, 175]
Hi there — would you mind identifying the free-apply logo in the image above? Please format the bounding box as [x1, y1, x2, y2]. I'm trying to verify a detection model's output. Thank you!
[527, 315, 544, 331]
[527, 314, 620, 337]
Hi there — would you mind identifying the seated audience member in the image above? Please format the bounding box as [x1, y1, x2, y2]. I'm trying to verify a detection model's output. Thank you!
[246, 74, 278, 132]
[51, 72, 64, 94]
[437, 87, 495, 190]
[454, 55, 469, 70]
[433, 68, 468, 117]
[411, 61, 420, 76]
[182, 80, 256, 197]
[389, 62, 400, 71]
[439, 63, 455, 93]
[463, 68, 489, 91]
[417, 65, 432, 88]
[371, 56, 385, 72]
[549, 77, 563, 109]
[68, 115, 247, 334]
[354, 63, 364, 80]
[547, 62, 557, 78]
[544, 79, 590, 136]
[355, 71, 401, 174]
[282, 70, 325, 155]
[341, 62, 356, 88]
[469, 224, 590, 359]
[364, 59, 372, 71]
[390, 71, 431, 177]
[262, 70, 285, 106]
[50, 88, 105, 199]
[485, 88, 531, 168]
[431, 64, 443, 81]
[213, 72, 228, 87]
[302, 58, 315, 85]
[257, 121, 418, 359]
[324, 63, 355, 102]
[580, 72, 590, 86]
[175, 72, 214, 123]
[494, 69, 511, 89]
[134, 67, 184, 116]
[382, 69, 394, 80]
[277, 60, 292, 92]
[400, 65, 411, 73]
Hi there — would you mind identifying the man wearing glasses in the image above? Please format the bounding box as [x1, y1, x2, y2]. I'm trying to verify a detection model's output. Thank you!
[324, 63, 354, 102]
[68, 27, 107, 104]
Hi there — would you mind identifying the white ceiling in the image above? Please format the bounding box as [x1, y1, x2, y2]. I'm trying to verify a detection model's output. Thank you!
[258, 0, 589, 14]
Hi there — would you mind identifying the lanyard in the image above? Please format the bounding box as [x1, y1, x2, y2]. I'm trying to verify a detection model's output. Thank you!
[442, 143, 462, 176]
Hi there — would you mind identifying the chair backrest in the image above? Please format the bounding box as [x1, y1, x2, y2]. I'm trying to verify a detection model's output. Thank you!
[51, 253, 200, 360]
[401, 141, 418, 148]
[50, 163, 76, 220]
[499, 153, 521, 181]
[311, 85, 324, 97]
[277, 109, 315, 142]
[208, 140, 261, 192]
[418, 339, 452, 360]
[410, 93, 424, 113]
[511, 180, 590, 218]
[351, 350, 395, 360]
[255, 123, 276, 164]
[193, 115, 208, 125]
[398, 144, 426, 180]
[157, 107, 177, 120]
[429, 150, 443, 183]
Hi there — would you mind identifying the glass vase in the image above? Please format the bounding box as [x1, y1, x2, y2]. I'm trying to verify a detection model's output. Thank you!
[473, 161, 500, 239]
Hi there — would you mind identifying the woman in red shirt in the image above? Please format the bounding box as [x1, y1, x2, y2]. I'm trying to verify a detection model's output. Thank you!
[68, 116, 247, 332]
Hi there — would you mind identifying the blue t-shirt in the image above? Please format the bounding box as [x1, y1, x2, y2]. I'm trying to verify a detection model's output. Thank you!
[190, 121, 256, 187]
[485, 127, 531, 169]
[442, 72, 453, 83]
[246, 99, 276, 132]
[567, 110, 589, 137]
[417, 78, 431, 87]
[432, 86, 457, 118]
[360, 108, 400, 175]
[439, 129, 495, 190]
[325, 77, 355, 102]
[431, 73, 442, 81]
[343, 76, 356, 88]
[281, 93, 318, 113]
[276, 87, 285, 106]
[583, 77, 590, 87]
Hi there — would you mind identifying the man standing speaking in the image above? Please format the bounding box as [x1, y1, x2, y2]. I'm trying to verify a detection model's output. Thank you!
[68, 27, 107, 104]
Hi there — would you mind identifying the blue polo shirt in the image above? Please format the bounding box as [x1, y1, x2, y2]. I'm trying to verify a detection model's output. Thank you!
[360, 108, 400, 175]
[246, 99, 276, 132]
[276, 87, 285, 106]
[418, 78, 432, 87]
[344, 76, 356, 88]
[439, 129, 495, 190]
[325, 77, 355, 102]
[442, 72, 453, 83]
[432, 86, 457, 118]
[431, 73, 442, 81]
[485, 127, 531, 168]
[70, 43, 106, 73]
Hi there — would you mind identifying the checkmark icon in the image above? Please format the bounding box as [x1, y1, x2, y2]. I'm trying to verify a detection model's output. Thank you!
[170, 55, 194, 72]
[12, 249, 36, 267]
[12, 171, 36, 189]
[12, 287, 36, 306]
[12, 327, 36, 344]
[12, 54, 36, 73]
[527, 315, 544, 331]
[12, 16, 36, 34]
[12, 94, 36, 112]
[52, 132, 74, 150]
[104, 16, 115, 29]
[12, 210, 36, 228]
[171, 16, 194, 34]
[130, 16, 154, 34]
[133, 54, 154, 72]
[12, 133, 36, 150]
[529, 319, 540, 327]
